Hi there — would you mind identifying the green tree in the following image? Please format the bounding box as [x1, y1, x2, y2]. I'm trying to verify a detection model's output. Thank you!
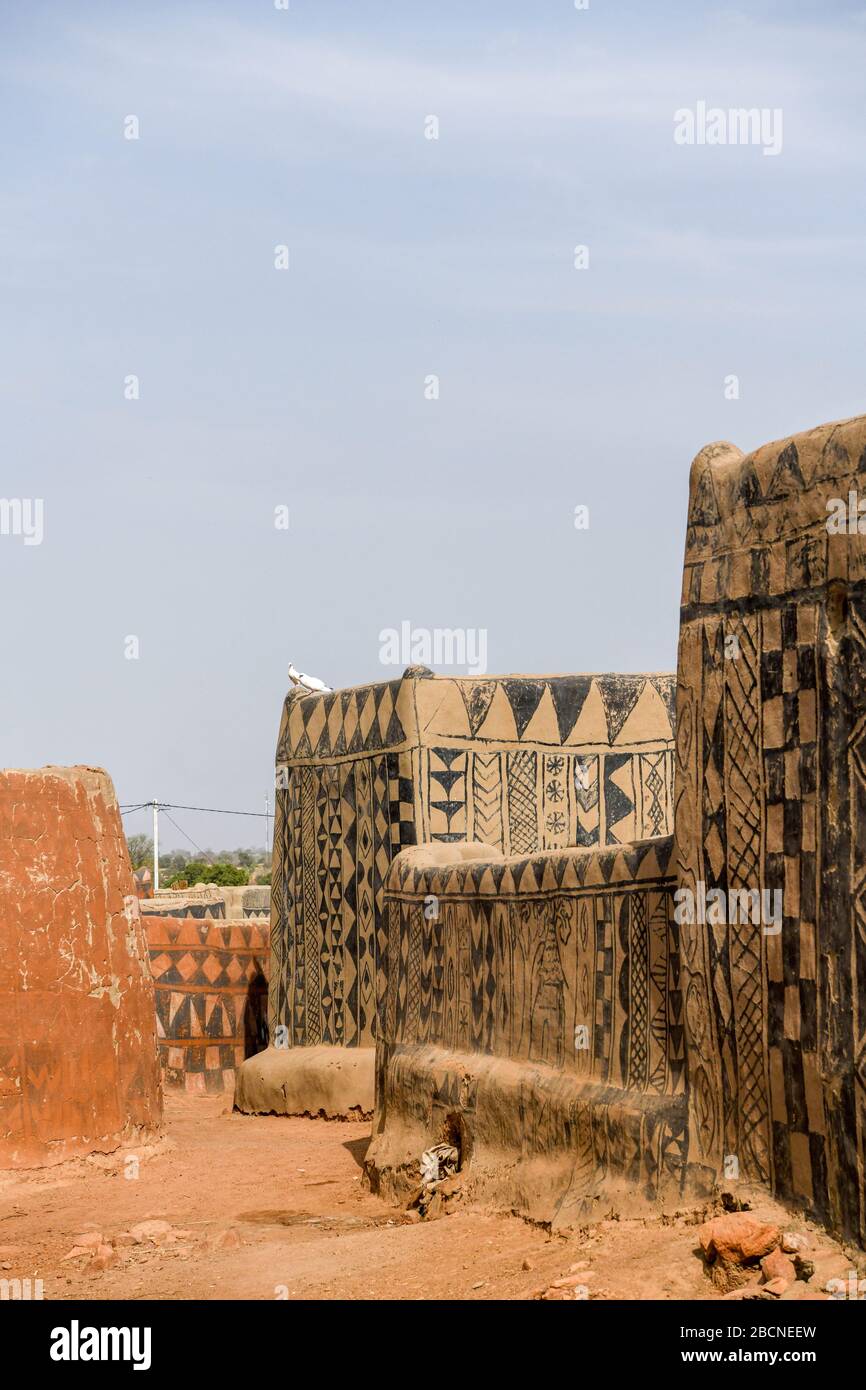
[168, 860, 249, 887]
[126, 833, 153, 869]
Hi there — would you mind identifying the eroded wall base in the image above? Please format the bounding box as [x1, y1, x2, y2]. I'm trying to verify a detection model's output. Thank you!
[366, 1044, 689, 1229]
[233, 1044, 374, 1118]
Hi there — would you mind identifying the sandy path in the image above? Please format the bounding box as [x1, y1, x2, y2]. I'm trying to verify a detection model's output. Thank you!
[0, 1094, 830, 1302]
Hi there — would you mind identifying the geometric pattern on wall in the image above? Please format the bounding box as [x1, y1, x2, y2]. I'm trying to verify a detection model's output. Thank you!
[382, 834, 687, 1203]
[270, 670, 676, 1051]
[146, 917, 269, 1094]
[278, 673, 677, 761]
[677, 415, 866, 1246]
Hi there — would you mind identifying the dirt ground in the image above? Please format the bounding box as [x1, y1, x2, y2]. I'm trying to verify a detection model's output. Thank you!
[0, 1094, 855, 1301]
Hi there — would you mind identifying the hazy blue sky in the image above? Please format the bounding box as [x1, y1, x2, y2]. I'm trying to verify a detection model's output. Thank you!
[2, 1, 864, 850]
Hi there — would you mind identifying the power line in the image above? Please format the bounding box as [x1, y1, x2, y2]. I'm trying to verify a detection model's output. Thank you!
[119, 800, 269, 818]
[121, 798, 271, 896]
[159, 807, 208, 858]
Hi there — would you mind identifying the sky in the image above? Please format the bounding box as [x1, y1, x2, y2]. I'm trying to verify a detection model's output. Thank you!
[1, 0, 864, 852]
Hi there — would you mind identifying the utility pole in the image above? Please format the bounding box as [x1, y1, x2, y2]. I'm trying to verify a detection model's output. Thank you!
[152, 800, 160, 893]
[264, 793, 270, 855]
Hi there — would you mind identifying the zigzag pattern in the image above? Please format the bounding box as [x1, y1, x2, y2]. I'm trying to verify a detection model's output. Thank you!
[283, 682, 405, 760]
[471, 753, 504, 846]
[279, 672, 676, 761]
[388, 835, 675, 900]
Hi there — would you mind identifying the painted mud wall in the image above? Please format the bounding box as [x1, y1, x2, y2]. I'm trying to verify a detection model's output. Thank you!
[379, 838, 683, 1089]
[367, 415, 866, 1246]
[0, 767, 162, 1168]
[269, 671, 677, 1052]
[676, 415, 866, 1246]
[141, 886, 269, 920]
[368, 837, 684, 1224]
[146, 917, 269, 1094]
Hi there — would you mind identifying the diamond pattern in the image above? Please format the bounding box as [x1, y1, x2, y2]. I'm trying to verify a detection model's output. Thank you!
[146, 918, 269, 1094]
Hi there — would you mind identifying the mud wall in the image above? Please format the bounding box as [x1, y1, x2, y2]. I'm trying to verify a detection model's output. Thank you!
[141, 890, 226, 920]
[367, 837, 685, 1223]
[146, 917, 269, 1094]
[269, 671, 676, 1051]
[142, 886, 270, 920]
[676, 415, 866, 1245]
[363, 414, 866, 1244]
[0, 766, 162, 1168]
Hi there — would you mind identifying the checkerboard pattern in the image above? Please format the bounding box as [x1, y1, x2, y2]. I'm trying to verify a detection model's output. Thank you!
[678, 415, 866, 1245]
[761, 601, 823, 1207]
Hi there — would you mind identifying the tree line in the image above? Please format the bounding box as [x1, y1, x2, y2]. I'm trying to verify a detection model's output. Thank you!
[125, 835, 271, 888]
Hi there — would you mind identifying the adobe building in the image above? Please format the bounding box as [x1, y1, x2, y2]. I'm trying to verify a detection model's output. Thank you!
[366, 414, 866, 1248]
[0, 766, 162, 1167]
[236, 669, 677, 1115]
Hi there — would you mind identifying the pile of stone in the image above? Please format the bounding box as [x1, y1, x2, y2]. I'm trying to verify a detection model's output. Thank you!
[535, 1262, 594, 1301]
[698, 1212, 857, 1300]
[62, 1221, 194, 1272]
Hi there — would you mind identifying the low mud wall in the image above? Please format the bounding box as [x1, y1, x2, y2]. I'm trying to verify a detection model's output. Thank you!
[366, 837, 686, 1227]
[146, 918, 269, 1094]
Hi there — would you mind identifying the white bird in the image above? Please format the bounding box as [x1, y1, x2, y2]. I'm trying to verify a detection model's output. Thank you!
[288, 662, 332, 693]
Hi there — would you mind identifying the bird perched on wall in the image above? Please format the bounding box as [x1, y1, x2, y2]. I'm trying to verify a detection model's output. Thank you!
[288, 662, 333, 693]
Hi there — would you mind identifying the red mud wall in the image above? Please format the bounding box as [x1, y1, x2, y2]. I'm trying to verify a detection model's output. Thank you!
[0, 766, 162, 1168]
[146, 917, 269, 1093]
